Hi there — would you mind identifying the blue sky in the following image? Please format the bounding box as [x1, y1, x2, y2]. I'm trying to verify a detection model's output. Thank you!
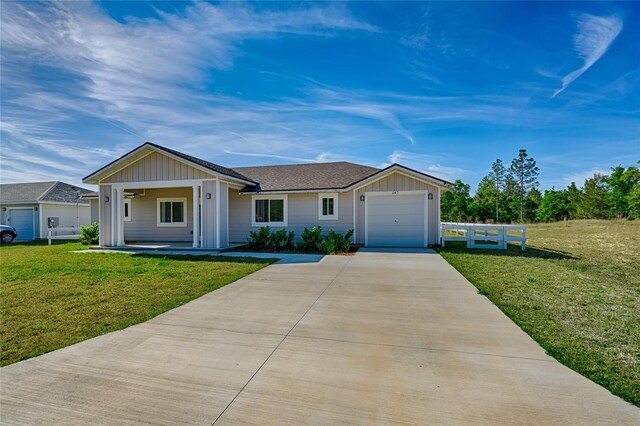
[1, 1, 638, 192]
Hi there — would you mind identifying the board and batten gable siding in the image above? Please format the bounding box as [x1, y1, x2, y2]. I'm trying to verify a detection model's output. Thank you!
[123, 187, 193, 242]
[355, 172, 440, 246]
[102, 152, 214, 183]
[228, 190, 354, 243]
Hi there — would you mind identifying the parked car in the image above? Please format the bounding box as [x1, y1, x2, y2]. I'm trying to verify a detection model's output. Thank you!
[1, 225, 18, 243]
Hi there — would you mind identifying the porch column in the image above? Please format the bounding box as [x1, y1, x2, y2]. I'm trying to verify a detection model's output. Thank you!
[116, 188, 124, 247]
[111, 187, 117, 246]
[215, 179, 220, 249]
[192, 185, 199, 248]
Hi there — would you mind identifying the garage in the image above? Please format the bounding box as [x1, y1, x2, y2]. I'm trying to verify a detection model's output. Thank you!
[8, 208, 36, 241]
[365, 192, 427, 247]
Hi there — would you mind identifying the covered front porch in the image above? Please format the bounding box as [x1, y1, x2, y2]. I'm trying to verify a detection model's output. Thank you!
[99, 179, 230, 249]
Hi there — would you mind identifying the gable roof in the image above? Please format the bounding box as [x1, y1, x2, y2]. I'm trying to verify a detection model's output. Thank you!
[0, 181, 92, 204]
[83, 142, 256, 185]
[233, 162, 380, 192]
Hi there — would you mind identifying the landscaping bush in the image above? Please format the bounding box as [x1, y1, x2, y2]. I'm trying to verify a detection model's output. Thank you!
[323, 229, 354, 254]
[299, 226, 323, 252]
[269, 229, 295, 251]
[79, 222, 99, 245]
[247, 226, 271, 249]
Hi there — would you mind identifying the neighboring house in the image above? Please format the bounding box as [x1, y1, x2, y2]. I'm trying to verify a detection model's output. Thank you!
[0, 182, 93, 241]
[83, 142, 453, 248]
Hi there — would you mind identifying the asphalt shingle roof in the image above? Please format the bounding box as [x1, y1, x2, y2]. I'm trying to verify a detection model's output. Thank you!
[0, 182, 92, 204]
[232, 162, 380, 192]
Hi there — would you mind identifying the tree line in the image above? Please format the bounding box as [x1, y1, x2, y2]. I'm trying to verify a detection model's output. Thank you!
[442, 150, 640, 223]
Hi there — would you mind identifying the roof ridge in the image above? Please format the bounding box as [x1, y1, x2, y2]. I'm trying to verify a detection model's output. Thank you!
[36, 181, 59, 201]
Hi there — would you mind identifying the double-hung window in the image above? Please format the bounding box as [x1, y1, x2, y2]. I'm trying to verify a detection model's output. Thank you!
[252, 195, 287, 226]
[318, 193, 338, 220]
[157, 198, 187, 227]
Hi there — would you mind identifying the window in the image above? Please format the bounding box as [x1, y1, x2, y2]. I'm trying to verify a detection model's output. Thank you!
[157, 198, 187, 227]
[123, 199, 131, 222]
[252, 195, 287, 226]
[318, 193, 338, 220]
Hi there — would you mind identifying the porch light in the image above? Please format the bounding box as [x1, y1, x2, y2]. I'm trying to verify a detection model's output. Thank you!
[360, 195, 365, 202]
[104, 196, 110, 202]
[428, 193, 433, 200]
[34, 207, 38, 212]
[206, 193, 212, 199]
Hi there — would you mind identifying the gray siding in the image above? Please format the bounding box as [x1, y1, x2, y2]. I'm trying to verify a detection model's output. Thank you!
[90, 199, 99, 224]
[355, 172, 440, 246]
[123, 188, 194, 242]
[228, 190, 355, 243]
[103, 152, 213, 183]
[99, 185, 112, 246]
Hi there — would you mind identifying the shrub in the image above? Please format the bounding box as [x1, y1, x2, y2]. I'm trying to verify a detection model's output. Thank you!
[79, 222, 99, 245]
[247, 226, 271, 249]
[299, 226, 323, 252]
[269, 229, 295, 251]
[323, 229, 353, 254]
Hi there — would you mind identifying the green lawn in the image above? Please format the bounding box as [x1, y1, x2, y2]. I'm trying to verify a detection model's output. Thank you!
[437, 220, 639, 406]
[0, 242, 275, 366]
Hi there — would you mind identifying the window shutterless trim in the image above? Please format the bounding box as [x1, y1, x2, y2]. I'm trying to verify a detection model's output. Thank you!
[251, 194, 288, 227]
[318, 193, 338, 220]
[157, 197, 187, 227]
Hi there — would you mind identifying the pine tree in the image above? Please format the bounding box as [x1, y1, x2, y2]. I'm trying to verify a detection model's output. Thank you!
[509, 149, 539, 222]
[487, 159, 506, 222]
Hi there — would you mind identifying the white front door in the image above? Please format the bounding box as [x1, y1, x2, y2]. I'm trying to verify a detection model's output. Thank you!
[366, 193, 426, 247]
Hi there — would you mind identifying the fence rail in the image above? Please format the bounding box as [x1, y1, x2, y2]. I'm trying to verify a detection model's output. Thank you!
[440, 222, 526, 250]
[48, 227, 82, 245]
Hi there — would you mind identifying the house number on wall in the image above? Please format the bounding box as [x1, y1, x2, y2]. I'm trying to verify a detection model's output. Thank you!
[392, 191, 398, 194]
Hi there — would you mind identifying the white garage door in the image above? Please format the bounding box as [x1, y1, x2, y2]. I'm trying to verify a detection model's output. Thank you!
[8, 208, 35, 241]
[366, 193, 426, 247]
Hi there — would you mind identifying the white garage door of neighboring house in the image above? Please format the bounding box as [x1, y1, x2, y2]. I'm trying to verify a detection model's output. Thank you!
[8, 208, 35, 241]
[366, 192, 427, 247]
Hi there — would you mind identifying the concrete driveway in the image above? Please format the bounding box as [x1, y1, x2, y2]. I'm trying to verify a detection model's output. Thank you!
[1, 250, 637, 425]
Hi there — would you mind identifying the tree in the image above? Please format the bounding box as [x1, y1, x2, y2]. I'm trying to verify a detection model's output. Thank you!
[565, 182, 582, 219]
[536, 188, 571, 222]
[576, 173, 610, 219]
[605, 165, 640, 217]
[628, 184, 640, 219]
[509, 149, 539, 222]
[441, 180, 472, 222]
[471, 177, 498, 222]
[524, 187, 542, 222]
[487, 159, 507, 222]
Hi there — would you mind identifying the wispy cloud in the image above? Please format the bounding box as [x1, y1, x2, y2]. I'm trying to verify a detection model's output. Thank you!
[553, 13, 623, 98]
[379, 150, 471, 182]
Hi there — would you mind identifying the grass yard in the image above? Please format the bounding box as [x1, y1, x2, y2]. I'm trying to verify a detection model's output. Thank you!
[437, 220, 639, 406]
[0, 242, 275, 366]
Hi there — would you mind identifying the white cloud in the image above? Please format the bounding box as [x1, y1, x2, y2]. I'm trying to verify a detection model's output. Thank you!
[380, 150, 469, 182]
[553, 13, 623, 97]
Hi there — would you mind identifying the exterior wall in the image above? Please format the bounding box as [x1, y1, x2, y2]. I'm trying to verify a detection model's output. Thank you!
[99, 185, 112, 246]
[1, 204, 39, 240]
[229, 190, 355, 243]
[122, 187, 194, 242]
[102, 152, 213, 183]
[40, 204, 91, 238]
[354, 172, 440, 246]
[90, 199, 99, 224]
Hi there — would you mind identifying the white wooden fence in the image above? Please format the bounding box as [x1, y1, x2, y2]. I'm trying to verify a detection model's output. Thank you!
[440, 222, 526, 250]
[48, 227, 82, 245]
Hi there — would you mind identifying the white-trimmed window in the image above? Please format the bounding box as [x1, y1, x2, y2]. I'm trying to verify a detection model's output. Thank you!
[123, 199, 131, 222]
[157, 198, 187, 227]
[318, 193, 338, 220]
[252, 194, 287, 227]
